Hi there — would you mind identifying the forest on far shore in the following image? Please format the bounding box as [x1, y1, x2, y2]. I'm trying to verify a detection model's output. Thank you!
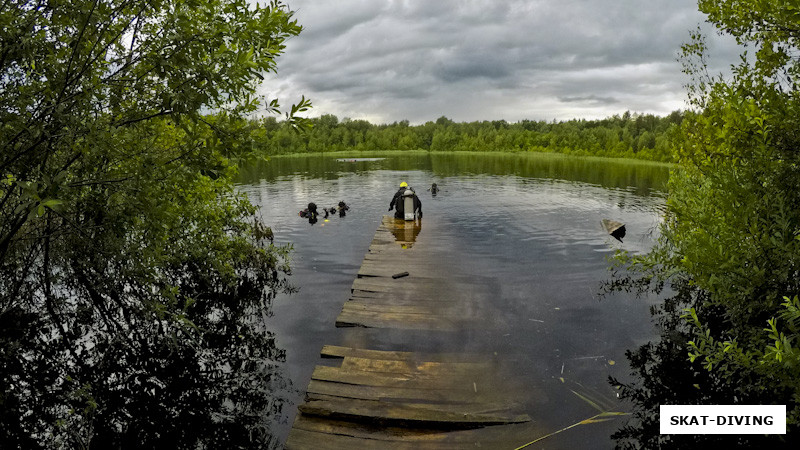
[214, 110, 684, 162]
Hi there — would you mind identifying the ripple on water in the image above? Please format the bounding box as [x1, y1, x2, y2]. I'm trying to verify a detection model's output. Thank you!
[237, 159, 668, 446]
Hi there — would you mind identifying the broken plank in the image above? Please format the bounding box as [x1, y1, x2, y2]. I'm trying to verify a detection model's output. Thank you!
[291, 415, 541, 448]
[298, 397, 531, 429]
[321, 345, 416, 361]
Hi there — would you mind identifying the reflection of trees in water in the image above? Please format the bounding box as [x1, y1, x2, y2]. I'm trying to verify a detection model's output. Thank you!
[1, 227, 294, 449]
[606, 278, 793, 449]
[239, 153, 670, 198]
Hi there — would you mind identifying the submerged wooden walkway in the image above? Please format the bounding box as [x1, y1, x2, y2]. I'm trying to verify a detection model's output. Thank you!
[285, 216, 531, 449]
[338, 216, 492, 331]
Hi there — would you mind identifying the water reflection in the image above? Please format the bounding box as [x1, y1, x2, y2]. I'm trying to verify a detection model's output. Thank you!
[239, 152, 671, 197]
[389, 217, 423, 248]
[237, 152, 669, 447]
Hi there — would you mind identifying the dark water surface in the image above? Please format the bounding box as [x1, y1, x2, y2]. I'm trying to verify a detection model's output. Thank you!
[237, 152, 669, 449]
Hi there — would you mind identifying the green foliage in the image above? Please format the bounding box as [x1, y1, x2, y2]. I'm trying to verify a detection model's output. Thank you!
[221, 111, 684, 162]
[608, 1, 800, 447]
[1, 0, 306, 447]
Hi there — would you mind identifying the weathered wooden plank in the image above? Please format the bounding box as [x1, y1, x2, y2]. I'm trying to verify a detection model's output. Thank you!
[361, 249, 425, 258]
[367, 240, 399, 249]
[347, 293, 465, 305]
[349, 283, 479, 294]
[349, 290, 427, 300]
[311, 365, 468, 389]
[349, 282, 444, 294]
[357, 266, 440, 279]
[321, 345, 415, 361]
[335, 309, 462, 328]
[351, 277, 443, 291]
[357, 265, 440, 277]
[344, 298, 467, 310]
[357, 266, 439, 279]
[341, 302, 440, 315]
[368, 243, 397, 249]
[319, 345, 489, 363]
[337, 306, 467, 323]
[305, 380, 485, 404]
[369, 238, 396, 247]
[307, 393, 523, 418]
[351, 274, 484, 289]
[339, 356, 491, 376]
[336, 308, 468, 329]
[290, 415, 539, 448]
[348, 285, 440, 296]
[335, 312, 457, 330]
[350, 288, 472, 302]
[290, 414, 452, 442]
[361, 254, 436, 264]
[306, 393, 518, 417]
[345, 295, 473, 308]
[298, 397, 531, 429]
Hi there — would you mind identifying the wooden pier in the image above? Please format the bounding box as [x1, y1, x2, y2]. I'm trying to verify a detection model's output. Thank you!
[285, 216, 532, 449]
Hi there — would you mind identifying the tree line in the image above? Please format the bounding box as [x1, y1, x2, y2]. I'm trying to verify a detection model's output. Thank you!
[222, 110, 684, 162]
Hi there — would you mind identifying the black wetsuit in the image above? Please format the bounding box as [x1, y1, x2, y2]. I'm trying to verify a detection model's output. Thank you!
[389, 187, 422, 219]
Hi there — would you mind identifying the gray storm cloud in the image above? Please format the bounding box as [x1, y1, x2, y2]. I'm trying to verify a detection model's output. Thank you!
[262, 0, 740, 123]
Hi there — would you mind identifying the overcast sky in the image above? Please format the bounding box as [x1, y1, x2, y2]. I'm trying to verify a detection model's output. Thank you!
[260, 0, 741, 124]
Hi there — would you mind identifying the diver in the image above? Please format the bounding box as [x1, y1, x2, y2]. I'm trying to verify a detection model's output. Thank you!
[389, 181, 422, 220]
[337, 200, 349, 217]
[298, 202, 319, 225]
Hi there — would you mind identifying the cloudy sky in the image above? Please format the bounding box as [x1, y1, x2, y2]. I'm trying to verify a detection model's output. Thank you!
[260, 0, 741, 124]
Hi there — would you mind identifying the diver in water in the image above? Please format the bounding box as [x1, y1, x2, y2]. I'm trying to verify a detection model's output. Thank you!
[389, 181, 422, 220]
[299, 202, 319, 224]
[337, 201, 349, 217]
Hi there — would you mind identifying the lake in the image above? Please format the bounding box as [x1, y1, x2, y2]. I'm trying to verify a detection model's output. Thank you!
[237, 151, 670, 449]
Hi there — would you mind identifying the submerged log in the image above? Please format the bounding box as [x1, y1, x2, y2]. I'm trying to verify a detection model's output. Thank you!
[601, 219, 626, 242]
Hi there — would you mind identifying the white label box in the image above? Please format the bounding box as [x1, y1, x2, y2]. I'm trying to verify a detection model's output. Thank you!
[660, 405, 786, 434]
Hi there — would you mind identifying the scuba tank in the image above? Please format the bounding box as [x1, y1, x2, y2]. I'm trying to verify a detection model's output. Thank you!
[402, 189, 415, 221]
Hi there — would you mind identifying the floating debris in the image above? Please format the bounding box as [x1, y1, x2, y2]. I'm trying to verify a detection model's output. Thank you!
[601, 219, 626, 242]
